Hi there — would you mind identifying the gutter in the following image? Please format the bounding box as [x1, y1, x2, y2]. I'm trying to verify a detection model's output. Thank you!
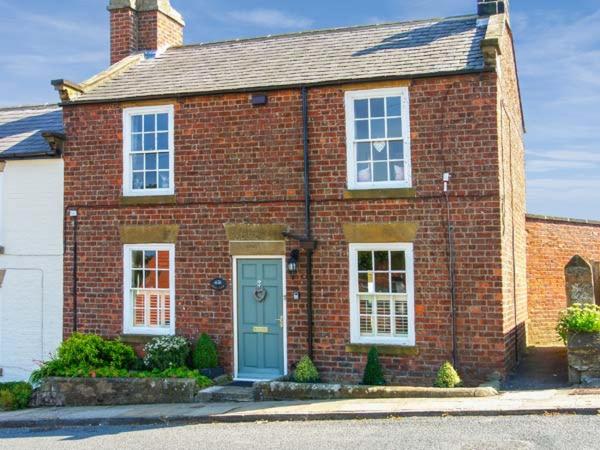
[57, 69, 494, 107]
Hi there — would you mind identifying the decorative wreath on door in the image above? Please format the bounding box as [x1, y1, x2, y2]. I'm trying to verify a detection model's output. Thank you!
[254, 280, 267, 302]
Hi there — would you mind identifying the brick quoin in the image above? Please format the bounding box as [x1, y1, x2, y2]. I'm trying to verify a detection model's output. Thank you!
[63, 63, 525, 385]
[526, 217, 600, 346]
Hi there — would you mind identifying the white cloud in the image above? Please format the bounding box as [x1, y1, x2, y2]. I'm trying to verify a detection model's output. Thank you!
[528, 149, 600, 163]
[223, 9, 313, 29]
[527, 160, 596, 173]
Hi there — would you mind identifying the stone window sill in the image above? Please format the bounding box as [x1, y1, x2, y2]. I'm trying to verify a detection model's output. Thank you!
[343, 188, 416, 200]
[345, 343, 419, 356]
[119, 195, 177, 206]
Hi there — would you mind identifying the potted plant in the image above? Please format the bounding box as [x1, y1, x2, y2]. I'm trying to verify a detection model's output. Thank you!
[193, 333, 224, 379]
[557, 303, 600, 385]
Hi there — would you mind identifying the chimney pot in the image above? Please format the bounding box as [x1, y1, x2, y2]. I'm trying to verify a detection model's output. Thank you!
[477, 0, 509, 16]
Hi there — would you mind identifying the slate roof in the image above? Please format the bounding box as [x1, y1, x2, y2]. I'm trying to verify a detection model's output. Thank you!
[74, 15, 488, 103]
[0, 105, 63, 159]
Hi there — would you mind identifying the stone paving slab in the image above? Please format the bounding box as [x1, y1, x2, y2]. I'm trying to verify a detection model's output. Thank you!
[0, 389, 599, 429]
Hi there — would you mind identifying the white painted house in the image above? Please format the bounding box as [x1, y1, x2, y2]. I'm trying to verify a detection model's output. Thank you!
[0, 105, 64, 381]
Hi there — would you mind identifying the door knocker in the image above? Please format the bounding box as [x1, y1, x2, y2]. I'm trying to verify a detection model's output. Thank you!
[254, 280, 267, 302]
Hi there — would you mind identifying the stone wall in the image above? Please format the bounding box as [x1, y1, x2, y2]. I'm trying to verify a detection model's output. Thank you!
[30, 377, 198, 407]
[526, 215, 600, 346]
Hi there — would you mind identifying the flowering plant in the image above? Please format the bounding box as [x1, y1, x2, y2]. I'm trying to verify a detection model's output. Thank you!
[557, 303, 600, 343]
[143, 336, 190, 370]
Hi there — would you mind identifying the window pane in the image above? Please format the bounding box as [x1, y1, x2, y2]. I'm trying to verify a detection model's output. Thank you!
[389, 141, 404, 160]
[132, 134, 143, 151]
[157, 251, 170, 269]
[145, 172, 157, 189]
[386, 96, 401, 116]
[158, 152, 169, 169]
[145, 153, 157, 171]
[357, 143, 370, 162]
[358, 251, 372, 270]
[370, 98, 385, 117]
[144, 251, 157, 268]
[387, 118, 402, 138]
[132, 173, 144, 190]
[390, 162, 405, 181]
[360, 315, 372, 335]
[357, 163, 371, 182]
[391, 251, 406, 270]
[370, 119, 385, 139]
[144, 270, 156, 289]
[373, 162, 387, 182]
[134, 294, 145, 326]
[157, 132, 169, 150]
[157, 271, 169, 289]
[395, 315, 409, 335]
[391, 273, 407, 293]
[396, 298, 408, 316]
[355, 120, 369, 139]
[131, 251, 143, 269]
[158, 171, 170, 189]
[157, 113, 169, 131]
[144, 133, 156, 151]
[144, 114, 155, 132]
[374, 251, 389, 270]
[375, 273, 389, 293]
[132, 154, 144, 170]
[372, 142, 387, 161]
[164, 295, 171, 326]
[132, 115, 143, 133]
[132, 270, 144, 288]
[354, 99, 369, 119]
[360, 297, 373, 314]
[358, 273, 369, 293]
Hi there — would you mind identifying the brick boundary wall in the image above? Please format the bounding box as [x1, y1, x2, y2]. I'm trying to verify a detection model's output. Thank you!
[526, 214, 600, 346]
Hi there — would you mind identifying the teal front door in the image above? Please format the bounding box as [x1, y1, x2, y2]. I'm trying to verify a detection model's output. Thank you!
[236, 259, 285, 380]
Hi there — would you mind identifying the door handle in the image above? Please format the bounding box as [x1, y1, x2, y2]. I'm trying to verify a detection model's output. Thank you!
[277, 315, 284, 328]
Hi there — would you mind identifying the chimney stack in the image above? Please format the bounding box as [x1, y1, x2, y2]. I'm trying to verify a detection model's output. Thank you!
[477, 0, 509, 16]
[108, 0, 185, 65]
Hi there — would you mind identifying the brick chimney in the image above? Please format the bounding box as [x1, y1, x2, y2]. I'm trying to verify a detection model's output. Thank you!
[108, 0, 185, 65]
[477, 0, 509, 16]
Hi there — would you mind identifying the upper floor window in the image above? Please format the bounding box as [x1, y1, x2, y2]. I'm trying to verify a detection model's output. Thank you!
[123, 105, 174, 197]
[345, 88, 411, 190]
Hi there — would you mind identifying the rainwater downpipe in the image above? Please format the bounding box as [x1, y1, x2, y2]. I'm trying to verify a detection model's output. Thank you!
[69, 209, 78, 333]
[301, 86, 315, 359]
[444, 173, 458, 368]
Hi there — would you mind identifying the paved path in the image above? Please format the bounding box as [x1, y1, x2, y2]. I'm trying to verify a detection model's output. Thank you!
[0, 388, 600, 428]
[505, 347, 569, 390]
[2, 416, 600, 449]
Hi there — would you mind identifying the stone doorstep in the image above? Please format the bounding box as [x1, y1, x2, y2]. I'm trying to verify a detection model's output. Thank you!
[196, 386, 256, 403]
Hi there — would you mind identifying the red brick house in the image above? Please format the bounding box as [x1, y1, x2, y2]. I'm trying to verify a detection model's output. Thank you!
[52, 0, 526, 384]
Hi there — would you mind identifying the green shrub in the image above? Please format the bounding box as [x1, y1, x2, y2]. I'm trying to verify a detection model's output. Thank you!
[557, 304, 600, 343]
[433, 361, 462, 388]
[0, 382, 33, 411]
[193, 333, 219, 369]
[293, 356, 320, 383]
[362, 347, 385, 386]
[131, 368, 213, 389]
[30, 334, 136, 384]
[143, 336, 190, 371]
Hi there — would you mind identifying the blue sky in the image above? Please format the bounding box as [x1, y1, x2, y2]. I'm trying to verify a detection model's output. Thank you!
[1, 0, 599, 220]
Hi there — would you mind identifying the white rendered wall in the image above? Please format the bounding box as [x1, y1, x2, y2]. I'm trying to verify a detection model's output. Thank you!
[0, 159, 63, 381]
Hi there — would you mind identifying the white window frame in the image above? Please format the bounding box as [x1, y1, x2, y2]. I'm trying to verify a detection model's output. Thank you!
[123, 243, 176, 335]
[349, 243, 415, 346]
[345, 87, 412, 190]
[122, 105, 175, 197]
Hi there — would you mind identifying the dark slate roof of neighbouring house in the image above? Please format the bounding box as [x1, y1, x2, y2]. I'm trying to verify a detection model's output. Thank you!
[0, 105, 63, 159]
[73, 15, 489, 103]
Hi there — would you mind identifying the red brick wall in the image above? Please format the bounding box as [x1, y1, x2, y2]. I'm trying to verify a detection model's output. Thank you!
[63, 72, 514, 385]
[497, 22, 528, 371]
[526, 216, 600, 346]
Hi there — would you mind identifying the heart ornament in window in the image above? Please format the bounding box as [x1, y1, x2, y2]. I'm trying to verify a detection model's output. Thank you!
[373, 141, 386, 153]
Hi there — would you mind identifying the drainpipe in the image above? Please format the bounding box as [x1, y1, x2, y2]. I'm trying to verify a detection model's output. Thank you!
[444, 173, 458, 368]
[301, 86, 315, 359]
[69, 209, 79, 333]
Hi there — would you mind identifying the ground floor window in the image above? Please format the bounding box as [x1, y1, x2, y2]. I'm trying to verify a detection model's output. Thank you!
[349, 243, 415, 345]
[123, 243, 175, 335]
